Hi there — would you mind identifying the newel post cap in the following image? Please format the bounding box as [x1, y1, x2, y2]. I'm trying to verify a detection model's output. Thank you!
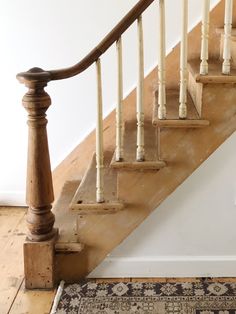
[16, 67, 51, 87]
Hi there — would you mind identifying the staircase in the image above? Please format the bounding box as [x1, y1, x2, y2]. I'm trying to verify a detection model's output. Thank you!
[17, 0, 236, 289]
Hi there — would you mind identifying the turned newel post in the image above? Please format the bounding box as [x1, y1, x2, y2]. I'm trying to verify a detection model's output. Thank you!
[18, 68, 56, 242]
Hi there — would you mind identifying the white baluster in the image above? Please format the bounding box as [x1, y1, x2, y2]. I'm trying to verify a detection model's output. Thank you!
[179, 0, 188, 119]
[200, 0, 210, 75]
[222, 0, 233, 75]
[96, 59, 104, 203]
[158, 0, 167, 119]
[116, 37, 124, 161]
[137, 15, 145, 161]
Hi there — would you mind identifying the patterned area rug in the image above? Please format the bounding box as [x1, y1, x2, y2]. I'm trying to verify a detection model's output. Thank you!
[53, 280, 236, 313]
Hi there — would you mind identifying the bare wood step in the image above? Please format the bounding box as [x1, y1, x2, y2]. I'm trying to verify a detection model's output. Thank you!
[110, 120, 166, 170]
[154, 119, 210, 128]
[188, 59, 236, 83]
[53, 181, 84, 253]
[111, 159, 166, 170]
[153, 90, 209, 128]
[55, 242, 84, 253]
[70, 153, 124, 214]
[215, 27, 236, 37]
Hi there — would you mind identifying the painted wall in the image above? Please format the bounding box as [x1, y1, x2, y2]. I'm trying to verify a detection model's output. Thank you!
[90, 133, 236, 277]
[0, 0, 219, 204]
[3, 0, 235, 277]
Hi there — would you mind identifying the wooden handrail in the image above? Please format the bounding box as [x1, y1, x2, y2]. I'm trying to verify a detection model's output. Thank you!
[16, 0, 155, 84]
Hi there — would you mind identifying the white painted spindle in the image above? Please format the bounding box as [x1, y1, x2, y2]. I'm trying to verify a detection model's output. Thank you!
[115, 37, 124, 161]
[96, 58, 104, 203]
[200, 0, 210, 75]
[137, 15, 145, 161]
[158, 0, 167, 119]
[222, 0, 233, 74]
[179, 0, 188, 119]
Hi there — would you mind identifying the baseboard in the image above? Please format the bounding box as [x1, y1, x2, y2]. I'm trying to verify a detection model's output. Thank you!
[88, 256, 236, 278]
[0, 191, 26, 206]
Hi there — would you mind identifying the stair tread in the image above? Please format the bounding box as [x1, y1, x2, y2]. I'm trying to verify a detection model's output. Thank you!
[215, 27, 236, 37]
[55, 242, 84, 253]
[110, 120, 165, 170]
[154, 119, 210, 128]
[188, 59, 236, 83]
[152, 90, 209, 128]
[70, 153, 124, 214]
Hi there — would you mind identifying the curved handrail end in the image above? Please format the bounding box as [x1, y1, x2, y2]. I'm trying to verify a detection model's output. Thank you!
[16, 67, 51, 86]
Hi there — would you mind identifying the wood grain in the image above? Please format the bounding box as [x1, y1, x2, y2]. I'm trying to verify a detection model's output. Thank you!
[0, 207, 26, 251]
[22, 78, 56, 242]
[2, 208, 236, 312]
[9, 281, 55, 314]
[110, 120, 166, 170]
[53, 2, 236, 282]
[0, 213, 26, 314]
[188, 59, 236, 83]
[70, 153, 124, 214]
[152, 90, 209, 127]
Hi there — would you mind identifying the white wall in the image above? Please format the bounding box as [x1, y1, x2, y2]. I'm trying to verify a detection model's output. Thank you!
[90, 132, 236, 277]
[4, 0, 236, 277]
[0, 0, 219, 205]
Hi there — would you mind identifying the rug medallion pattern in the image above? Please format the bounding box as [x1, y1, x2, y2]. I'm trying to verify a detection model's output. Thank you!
[55, 281, 236, 313]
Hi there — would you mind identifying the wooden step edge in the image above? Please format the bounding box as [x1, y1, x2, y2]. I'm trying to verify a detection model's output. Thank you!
[55, 242, 84, 253]
[195, 74, 236, 84]
[152, 118, 210, 128]
[187, 62, 236, 84]
[69, 201, 125, 215]
[110, 159, 166, 170]
[215, 27, 236, 38]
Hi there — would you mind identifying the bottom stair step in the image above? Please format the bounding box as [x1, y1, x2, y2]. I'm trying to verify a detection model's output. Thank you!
[53, 181, 83, 252]
[70, 153, 124, 215]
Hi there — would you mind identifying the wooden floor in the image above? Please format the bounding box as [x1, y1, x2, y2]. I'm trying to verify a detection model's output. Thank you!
[1, 206, 236, 314]
[0, 207, 56, 314]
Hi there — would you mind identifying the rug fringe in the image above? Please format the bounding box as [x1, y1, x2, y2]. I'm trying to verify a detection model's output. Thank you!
[50, 280, 65, 314]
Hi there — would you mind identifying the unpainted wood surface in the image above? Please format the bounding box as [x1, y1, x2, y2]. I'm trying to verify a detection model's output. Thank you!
[188, 69, 203, 116]
[188, 59, 236, 83]
[153, 90, 199, 120]
[53, 2, 236, 281]
[53, 181, 80, 245]
[1, 207, 236, 312]
[0, 208, 26, 314]
[0, 207, 25, 251]
[152, 90, 209, 127]
[0, 207, 56, 314]
[154, 119, 210, 128]
[70, 153, 124, 214]
[53, 1, 230, 199]
[56, 82, 236, 282]
[24, 234, 57, 289]
[22, 81, 56, 243]
[9, 281, 55, 314]
[110, 120, 166, 170]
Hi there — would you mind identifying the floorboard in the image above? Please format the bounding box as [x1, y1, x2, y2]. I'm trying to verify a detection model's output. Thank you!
[9, 281, 56, 314]
[1, 206, 236, 314]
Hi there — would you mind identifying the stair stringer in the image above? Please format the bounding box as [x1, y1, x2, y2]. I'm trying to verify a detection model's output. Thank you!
[54, 1, 236, 282]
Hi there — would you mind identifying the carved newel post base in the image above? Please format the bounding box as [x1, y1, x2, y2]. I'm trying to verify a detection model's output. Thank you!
[17, 68, 58, 288]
